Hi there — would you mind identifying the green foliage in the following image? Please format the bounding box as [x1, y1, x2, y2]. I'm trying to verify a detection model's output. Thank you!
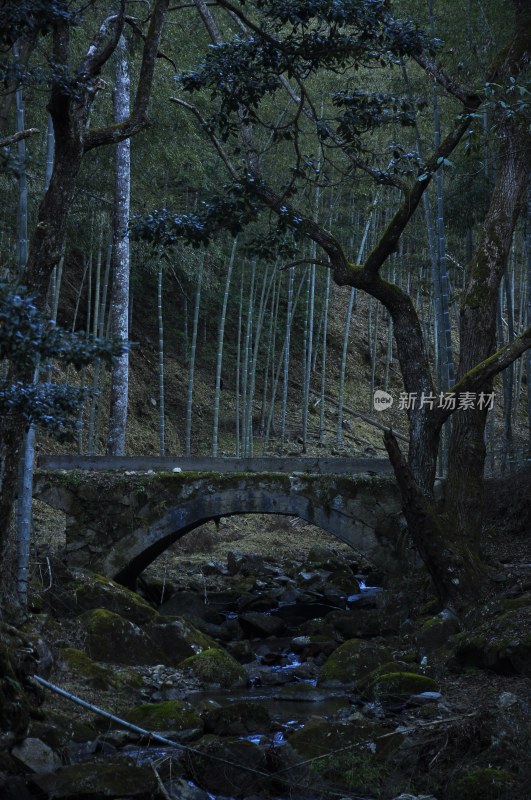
[0, 282, 126, 436]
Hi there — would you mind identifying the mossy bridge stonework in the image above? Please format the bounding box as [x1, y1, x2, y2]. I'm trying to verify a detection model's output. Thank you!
[34, 456, 403, 586]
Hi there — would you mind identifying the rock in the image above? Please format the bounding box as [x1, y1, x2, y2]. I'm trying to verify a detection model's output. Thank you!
[68, 574, 159, 625]
[59, 648, 116, 690]
[363, 672, 439, 704]
[449, 608, 531, 677]
[448, 767, 516, 800]
[266, 741, 312, 788]
[239, 611, 287, 638]
[29, 710, 98, 750]
[288, 717, 403, 794]
[180, 647, 247, 688]
[406, 691, 443, 706]
[225, 639, 255, 663]
[124, 700, 203, 740]
[273, 684, 331, 702]
[185, 735, 268, 797]
[418, 610, 460, 652]
[227, 551, 271, 576]
[203, 701, 270, 736]
[11, 737, 61, 774]
[144, 617, 217, 666]
[318, 638, 392, 686]
[32, 759, 157, 798]
[81, 609, 163, 665]
[163, 776, 210, 799]
[327, 607, 400, 638]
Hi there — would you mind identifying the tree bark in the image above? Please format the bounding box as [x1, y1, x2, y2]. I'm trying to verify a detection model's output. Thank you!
[107, 35, 131, 456]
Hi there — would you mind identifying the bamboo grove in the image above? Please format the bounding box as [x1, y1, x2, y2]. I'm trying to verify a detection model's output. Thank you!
[0, 0, 529, 608]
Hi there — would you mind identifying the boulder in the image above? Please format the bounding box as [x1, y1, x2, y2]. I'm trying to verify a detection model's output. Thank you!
[180, 647, 247, 688]
[288, 718, 402, 794]
[448, 767, 516, 800]
[449, 609, 531, 677]
[319, 639, 392, 686]
[124, 700, 203, 740]
[68, 574, 159, 625]
[363, 672, 439, 704]
[144, 617, 217, 665]
[32, 759, 157, 798]
[11, 737, 61, 775]
[203, 701, 270, 736]
[327, 607, 400, 638]
[185, 735, 268, 797]
[417, 610, 460, 652]
[59, 648, 116, 690]
[81, 609, 163, 665]
[239, 611, 287, 638]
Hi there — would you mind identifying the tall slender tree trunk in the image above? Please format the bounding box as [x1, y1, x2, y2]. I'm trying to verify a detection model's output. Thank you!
[157, 259, 165, 456]
[107, 36, 131, 456]
[212, 238, 237, 456]
[185, 258, 204, 455]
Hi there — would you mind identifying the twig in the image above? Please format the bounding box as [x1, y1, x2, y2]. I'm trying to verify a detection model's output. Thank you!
[0, 128, 39, 148]
[150, 762, 173, 800]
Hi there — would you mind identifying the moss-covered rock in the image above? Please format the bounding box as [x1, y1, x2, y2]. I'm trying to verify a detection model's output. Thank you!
[418, 611, 460, 652]
[185, 735, 268, 797]
[81, 608, 163, 665]
[33, 758, 157, 798]
[501, 593, 531, 612]
[449, 608, 531, 677]
[288, 718, 402, 793]
[29, 711, 98, 750]
[449, 767, 515, 800]
[203, 701, 270, 736]
[68, 573, 159, 625]
[363, 672, 439, 704]
[318, 638, 392, 685]
[180, 647, 247, 688]
[145, 617, 217, 666]
[124, 700, 203, 739]
[59, 648, 115, 690]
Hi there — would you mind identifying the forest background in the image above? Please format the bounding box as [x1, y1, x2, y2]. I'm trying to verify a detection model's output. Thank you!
[0, 0, 529, 613]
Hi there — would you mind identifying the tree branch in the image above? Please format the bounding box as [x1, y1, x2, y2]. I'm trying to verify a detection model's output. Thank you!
[0, 128, 39, 148]
[362, 111, 477, 276]
[169, 97, 239, 179]
[278, 258, 330, 272]
[412, 53, 479, 108]
[78, 2, 126, 78]
[434, 326, 531, 427]
[83, 0, 170, 152]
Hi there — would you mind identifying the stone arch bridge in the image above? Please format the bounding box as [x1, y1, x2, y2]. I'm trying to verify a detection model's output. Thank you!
[34, 456, 403, 587]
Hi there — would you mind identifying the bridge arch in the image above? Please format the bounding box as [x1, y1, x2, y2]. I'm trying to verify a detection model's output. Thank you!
[102, 487, 392, 586]
[34, 466, 403, 586]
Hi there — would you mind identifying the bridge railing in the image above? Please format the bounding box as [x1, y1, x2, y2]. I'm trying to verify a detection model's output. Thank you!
[37, 455, 394, 475]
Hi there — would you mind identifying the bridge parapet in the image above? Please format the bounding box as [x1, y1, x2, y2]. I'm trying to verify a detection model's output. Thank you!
[34, 464, 403, 586]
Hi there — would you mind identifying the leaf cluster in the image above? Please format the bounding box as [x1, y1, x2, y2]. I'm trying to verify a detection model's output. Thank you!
[0, 0, 79, 48]
[0, 282, 126, 435]
[178, 0, 429, 139]
[132, 181, 261, 249]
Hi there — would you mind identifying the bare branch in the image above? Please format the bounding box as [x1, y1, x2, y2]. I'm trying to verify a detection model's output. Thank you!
[79, 2, 126, 78]
[278, 258, 330, 272]
[169, 97, 239, 179]
[412, 53, 479, 108]
[0, 128, 39, 148]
